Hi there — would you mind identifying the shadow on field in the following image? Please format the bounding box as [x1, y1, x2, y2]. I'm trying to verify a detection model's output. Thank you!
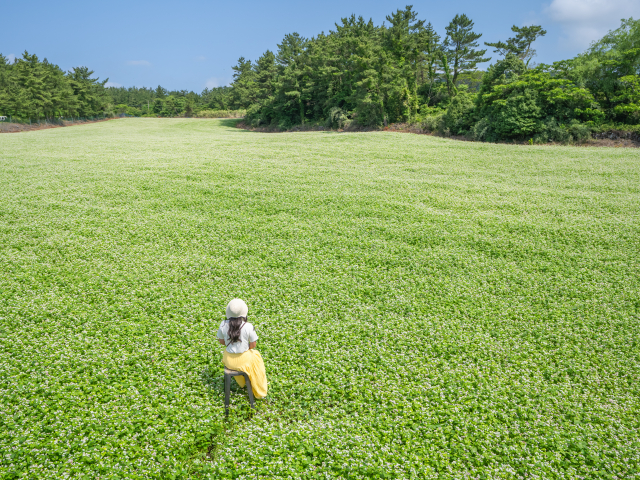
[201, 366, 225, 393]
[217, 118, 245, 130]
[200, 366, 245, 395]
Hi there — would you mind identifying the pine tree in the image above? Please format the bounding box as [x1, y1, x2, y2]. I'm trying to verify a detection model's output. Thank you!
[417, 22, 442, 105]
[67, 66, 108, 117]
[276, 33, 307, 67]
[155, 85, 167, 99]
[230, 57, 256, 109]
[485, 25, 547, 66]
[443, 14, 490, 85]
[42, 59, 75, 118]
[12, 51, 47, 119]
[383, 6, 425, 120]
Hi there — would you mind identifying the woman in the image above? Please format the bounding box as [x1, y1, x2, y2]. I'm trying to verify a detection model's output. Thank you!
[217, 298, 268, 399]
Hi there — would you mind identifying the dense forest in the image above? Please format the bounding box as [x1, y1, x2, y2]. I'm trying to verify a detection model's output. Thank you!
[0, 52, 110, 119]
[0, 52, 233, 120]
[1, 8, 638, 142]
[229, 8, 639, 141]
[105, 85, 233, 117]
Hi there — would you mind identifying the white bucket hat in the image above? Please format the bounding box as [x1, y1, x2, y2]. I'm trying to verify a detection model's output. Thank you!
[226, 298, 248, 319]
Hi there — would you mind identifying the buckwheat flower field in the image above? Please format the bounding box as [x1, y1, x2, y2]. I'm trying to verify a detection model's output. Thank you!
[1, 118, 639, 479]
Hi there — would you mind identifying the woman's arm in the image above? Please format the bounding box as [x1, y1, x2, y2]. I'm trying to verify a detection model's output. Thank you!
[218, 339, 226, 346]
[248, 325, 258, 350]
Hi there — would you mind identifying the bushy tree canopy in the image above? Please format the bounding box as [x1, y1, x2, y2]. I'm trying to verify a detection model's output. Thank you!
[0, 52, 107, 119]
[228, 11, 638, 141]
[3, 12, 637, 141]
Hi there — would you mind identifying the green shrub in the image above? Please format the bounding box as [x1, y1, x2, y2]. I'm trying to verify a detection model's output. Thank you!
[472, 117, 492, 141]
[567, 120, 592, 142]
[384, 83, 414, 124]
[529, 118, 593, 143]
[443, 92, 475, 135]
[195, 109, 246, 118]
[421, 114, 445, 133]
[537, 118, 568, 143]
[611, 75, 640, 123]
[354, 94, 385, 127]
[589, 123, 640, 135]
[277, 118, 292, 131]
[470, 116, 595, 144]
[491, 89, 543, 139]
[327, 107, 350, 129]
[476, 55, 602, 140]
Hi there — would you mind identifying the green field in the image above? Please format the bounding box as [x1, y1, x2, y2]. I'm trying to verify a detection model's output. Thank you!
[1, 118, 639, 479]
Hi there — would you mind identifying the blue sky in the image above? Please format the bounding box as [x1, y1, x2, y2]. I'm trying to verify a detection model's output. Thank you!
[2, 0, 638, 92]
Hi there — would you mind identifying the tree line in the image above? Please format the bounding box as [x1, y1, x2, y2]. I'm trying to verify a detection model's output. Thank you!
[227, 8, 639, 142]
[0, 52, 109, 120]
[106, 85, 233, 117]
[2, 10, 637, 142]
[0, 51, 234, 120]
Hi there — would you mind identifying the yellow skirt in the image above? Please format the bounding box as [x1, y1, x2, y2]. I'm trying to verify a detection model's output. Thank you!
[222, 349, 268, 399]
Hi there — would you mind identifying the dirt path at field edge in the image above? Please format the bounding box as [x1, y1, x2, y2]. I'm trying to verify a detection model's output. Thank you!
[236, 121, 640, 148]
[0, 118, 114, 134]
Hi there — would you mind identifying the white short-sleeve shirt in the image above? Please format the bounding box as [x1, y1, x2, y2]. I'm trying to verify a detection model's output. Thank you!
[217, 320, 258, 353]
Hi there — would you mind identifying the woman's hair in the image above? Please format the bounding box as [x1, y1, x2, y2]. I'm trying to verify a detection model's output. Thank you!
[227, 316, 246, 344]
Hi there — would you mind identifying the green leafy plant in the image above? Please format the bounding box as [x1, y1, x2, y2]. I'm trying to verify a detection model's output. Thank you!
[1, 117, 639, 479]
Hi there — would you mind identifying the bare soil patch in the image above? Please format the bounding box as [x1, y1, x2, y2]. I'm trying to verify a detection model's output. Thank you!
[0, 117, 114, 134]
[237, 121, 640, 148]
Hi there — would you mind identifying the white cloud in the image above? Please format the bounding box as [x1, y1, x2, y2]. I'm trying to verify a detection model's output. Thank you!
[195, 55, 206, 61]
[205, 77, 230, 88]
[105, 81, 123, 88]
[126, 60, 151, 66]
[544, 0, 640, 49]
[7, 53, 16, 63]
